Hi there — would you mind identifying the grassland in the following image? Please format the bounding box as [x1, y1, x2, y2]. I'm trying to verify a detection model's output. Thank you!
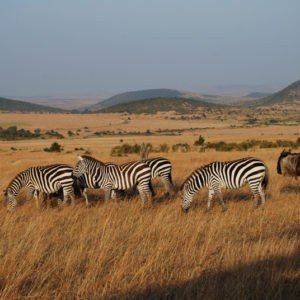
[0, 112, 300, 299]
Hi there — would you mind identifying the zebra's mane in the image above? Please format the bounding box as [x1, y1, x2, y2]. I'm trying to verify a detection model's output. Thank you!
[5, 168, 28, 193]
[81, 155, 106, 166]
[180, 164, 210, 190]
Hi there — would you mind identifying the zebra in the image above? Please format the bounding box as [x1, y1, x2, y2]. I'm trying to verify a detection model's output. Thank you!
[181, 157, 269, 212]
[73, 155, 152, 206]
[4, 164, 75, 211]
[76, 157, 172, 205]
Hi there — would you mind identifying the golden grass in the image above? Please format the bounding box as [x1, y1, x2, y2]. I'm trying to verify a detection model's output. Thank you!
[1, 143, 300, 299]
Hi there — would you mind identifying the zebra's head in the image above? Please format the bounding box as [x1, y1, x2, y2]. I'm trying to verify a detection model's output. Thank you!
[180, 182, 192, 213]
[5, 188, 17, 212]
[73, 155, 88, 178]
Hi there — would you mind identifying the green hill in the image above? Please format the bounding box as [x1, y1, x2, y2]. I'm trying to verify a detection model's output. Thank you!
[247, 80, 300, 107]
[88, 89, 184, 111]
[0, 97, 69, 113]
[86, 88, 233, 111]
[96, 97, 226, 114]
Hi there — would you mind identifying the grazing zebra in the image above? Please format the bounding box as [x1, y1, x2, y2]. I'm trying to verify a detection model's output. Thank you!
[73, 155, 152, 206]
[4, 164, 75, 211]
[79, 157, 172, 204]
[181, 157, 269, 212]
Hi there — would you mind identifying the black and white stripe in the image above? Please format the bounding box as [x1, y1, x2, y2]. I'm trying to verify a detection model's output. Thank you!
[77, 157, 172, 204]
[73, 155, 152, 206]
[5, 164, 75, 211]
[181, 157, 269, 212]
[143, 157, 172, 195]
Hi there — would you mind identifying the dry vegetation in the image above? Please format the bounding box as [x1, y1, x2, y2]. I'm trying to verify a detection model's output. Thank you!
[0, 113, 300, 299]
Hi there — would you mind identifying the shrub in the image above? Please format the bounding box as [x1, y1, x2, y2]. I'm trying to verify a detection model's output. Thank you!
[194, 135, 205, 146]
[111, 143, 141, 156]
[172, 143, 191, 152]
[44, 142, 63, 152]
[159, 144, 169, 153]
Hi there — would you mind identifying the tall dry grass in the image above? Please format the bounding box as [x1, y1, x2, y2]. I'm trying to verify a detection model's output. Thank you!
[0, 149, 300, 299]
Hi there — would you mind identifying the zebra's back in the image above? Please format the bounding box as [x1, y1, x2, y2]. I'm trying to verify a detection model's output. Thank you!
[143, 157, 172, 179]
[108, 160, 151, 190]
[209, 157, 266, 189]
[29, 164, 74, 193]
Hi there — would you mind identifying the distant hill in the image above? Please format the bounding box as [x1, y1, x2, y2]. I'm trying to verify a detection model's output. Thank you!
[86, 88, 234, 111]
[244, 92, 272, 98]
[0, 97, 69, 113]
[88, 89, 183, 111]
[246, 80, 300, 107]
[96, 97, 226, 114]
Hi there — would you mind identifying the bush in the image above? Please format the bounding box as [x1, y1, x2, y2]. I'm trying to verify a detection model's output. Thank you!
[111, 143, 141, 156]
[194, 135, 205, 146]
[44, 142, 63, 152]
[172, 143, 191, 152]
[159, 144, 169, 153]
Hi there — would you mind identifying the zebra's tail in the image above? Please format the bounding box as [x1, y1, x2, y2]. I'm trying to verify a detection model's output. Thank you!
[262, 165, 269, 190]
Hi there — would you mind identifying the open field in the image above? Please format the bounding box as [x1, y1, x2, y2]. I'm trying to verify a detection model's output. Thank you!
[1, 113, 300, 299]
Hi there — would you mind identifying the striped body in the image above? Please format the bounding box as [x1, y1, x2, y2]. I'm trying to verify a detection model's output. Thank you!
[73, 155, 152, 206]
[5, 164, 75, 211]
[181, 157, 269, 211]
[143, 157, 172, 194]
[77, 157, 172, 204]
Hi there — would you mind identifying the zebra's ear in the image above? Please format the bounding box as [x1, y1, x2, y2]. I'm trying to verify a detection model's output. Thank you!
[3, 189, 7, 196]
[77, 155, 83, 161]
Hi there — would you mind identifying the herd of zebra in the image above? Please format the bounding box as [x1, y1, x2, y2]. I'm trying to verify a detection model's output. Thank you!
[4, 149, 299, 212]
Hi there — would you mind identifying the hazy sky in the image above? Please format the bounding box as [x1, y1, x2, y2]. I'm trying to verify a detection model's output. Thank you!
[1, 0, 300, 97]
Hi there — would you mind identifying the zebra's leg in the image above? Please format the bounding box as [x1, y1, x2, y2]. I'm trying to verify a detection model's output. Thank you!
[83, 188, 89, 207]
[258, 184, 266, 207]
[249, 185, 260, 208]
[111, 190, 116, 199]
[149, 182, 155, 197]
[33, 190, 40, 209]
[136, 184, 146, 207]
[207, 188, 215, 210]
[69, 191, 75, 205]
[133, 183, 139, 195]
[25, 189, 34, 202]
[146, 184, 153, 206]
[215, 188, 226, 211]
[163, 174, 172, 195]
[104, 189, 111, 204]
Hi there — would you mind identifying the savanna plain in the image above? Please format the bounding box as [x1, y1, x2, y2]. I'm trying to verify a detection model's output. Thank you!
[0, 112, 300, 299]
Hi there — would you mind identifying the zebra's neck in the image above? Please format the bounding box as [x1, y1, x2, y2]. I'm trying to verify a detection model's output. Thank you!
[196, 168, 208, 188]
[8, 172, 27, 196]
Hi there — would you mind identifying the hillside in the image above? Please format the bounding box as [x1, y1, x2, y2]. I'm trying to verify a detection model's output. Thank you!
[96, 97, 226, 114]
[246, 80, 300, 107]
[86, 88, 235, 111]
[0, 97, 68, 113]
[244, 92, 271, 98]
[88, 89, 183, 110]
